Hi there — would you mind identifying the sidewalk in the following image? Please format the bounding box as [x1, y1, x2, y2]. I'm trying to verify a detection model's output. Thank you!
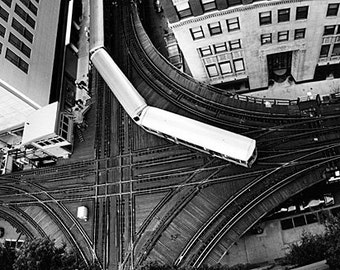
[248, 77, 340, 101]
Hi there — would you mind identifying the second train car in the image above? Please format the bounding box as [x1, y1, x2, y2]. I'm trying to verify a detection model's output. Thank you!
[89, 0, 257, 167]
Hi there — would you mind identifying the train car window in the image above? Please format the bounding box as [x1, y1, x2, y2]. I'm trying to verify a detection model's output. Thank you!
[142, 125, 158, 134]
[163, 133, 176, 142]
[208, 150, 222, 157]
[177, 138, 203, 151]
[226, 155, 242, 164]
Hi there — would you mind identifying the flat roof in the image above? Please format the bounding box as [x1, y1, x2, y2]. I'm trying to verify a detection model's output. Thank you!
[21, 102, 59, 145]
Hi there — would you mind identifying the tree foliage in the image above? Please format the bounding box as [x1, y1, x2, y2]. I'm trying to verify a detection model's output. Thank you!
[0, 237, 100, 270]
[139, 261, 253, 270]
[324, 214, 340, 269]
[0, 243, 16, 270]
[285, 213, 340, 269]
[13, 238, 89, 270]
[284, 231, 327, 266]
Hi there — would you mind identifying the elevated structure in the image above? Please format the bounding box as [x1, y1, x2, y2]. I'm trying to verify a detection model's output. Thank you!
[161, 0, 340, 90]
[21, 102, 73, 158]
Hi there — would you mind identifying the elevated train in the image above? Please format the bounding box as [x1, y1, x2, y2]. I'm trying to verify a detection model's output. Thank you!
[89, 0, 257, 168]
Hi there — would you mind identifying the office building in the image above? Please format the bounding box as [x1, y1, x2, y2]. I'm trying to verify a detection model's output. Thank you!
[161, 0, 340, 90]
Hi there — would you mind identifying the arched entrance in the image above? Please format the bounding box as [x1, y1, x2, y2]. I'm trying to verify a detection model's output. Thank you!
[267, 51, 292, 83]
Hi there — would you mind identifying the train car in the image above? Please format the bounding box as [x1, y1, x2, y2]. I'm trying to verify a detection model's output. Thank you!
[137, 107, 257, 168]
[90, 48, 147, 120]
[89, 0, 105, 52]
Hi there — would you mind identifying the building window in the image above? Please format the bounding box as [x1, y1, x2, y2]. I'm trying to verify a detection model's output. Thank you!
[324, 25, 336, 36]
[229, 39, 241, 50]
[5, 48, 29, 73]
[0, 23, 5, 37]
[0, 6, 9, 22]
[14, 4, 35, 29]
[213, 42, 228, 53]
[201, 0, 216, 12]
[259, 11, 271, 25]
[0, 42, 2, 54]
[1, 0, 12, 8]
[59, 115, 70, 140]
[278, 30, 289, 42]
[190, 26, 204, 40]
[206, 64, 219, 77]
[261, 33, 272, 45]
[219, 61, 232, 75]
[320, 44, 330, 58]
[332, 43, 340, 56]
[281, 218, 294, 230]
[227, 0, 242, 7]
[12, 18, 33, 43]
[19, 0, 38, 16]
[294, 28, 306, 39]
[175, 2, 192, 19]
[9, 33, 31, 57]
[296, 6, 308, 20]
[327, 3, 339, 16]
[208, 22, 222, 35]
[199, 46, 213, 57]
[278, 8, 290, 22]
[226, 17, 240, 31]
[233, 59, 245, 72]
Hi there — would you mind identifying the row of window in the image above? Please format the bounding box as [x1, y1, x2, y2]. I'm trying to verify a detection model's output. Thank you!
[1, 0, 37, 15]
[324, 24, 340, 36]
[1, 0, 11, 8]
[280, 212, 318, 230]
[190, 17, 239, 40]
[206, 58, 245, 78]
[0, 5, 9, 22]
[176, 2, 339, 23]
[0, 21, 31, 58]
[199, 39, 241, 57]
[36, 135, 66, 147]
[175, 0, 243, 19]
[259, 6, 308, 25]
[59, 114, 71, 140]
[0, 22, 4, 37]
[19, 0, 38, 16]
[0, 28, 30, 73]
[9, 32, 31, 57]
[0, 18, 33, 43]
[259, 3, 339, 26]
[320, 43, 340, 58]
[261, 28, 306, 45]
[12, 17, 33, 43]
[0, 4, 36, 29]
[5, 48, 29, 73]
[15, 4, 35, 29]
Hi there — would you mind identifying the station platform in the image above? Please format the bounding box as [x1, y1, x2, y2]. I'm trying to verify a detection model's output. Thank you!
[248, 77, 340, 101]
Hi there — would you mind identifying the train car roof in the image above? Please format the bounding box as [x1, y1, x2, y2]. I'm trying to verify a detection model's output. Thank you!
[89, 0, 104, 52]
[91, 49, 147, 118]
[139, 107, 256, 161]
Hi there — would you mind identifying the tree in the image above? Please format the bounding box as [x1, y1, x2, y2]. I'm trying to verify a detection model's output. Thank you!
[0, 243, 16, 270]
[13, 237, 88, 270]
[285, 231, 328, 266]
[324, 214, 340, 269]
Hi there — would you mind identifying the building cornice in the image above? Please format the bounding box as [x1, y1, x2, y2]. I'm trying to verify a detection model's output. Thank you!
[170, 0, 311, 29]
